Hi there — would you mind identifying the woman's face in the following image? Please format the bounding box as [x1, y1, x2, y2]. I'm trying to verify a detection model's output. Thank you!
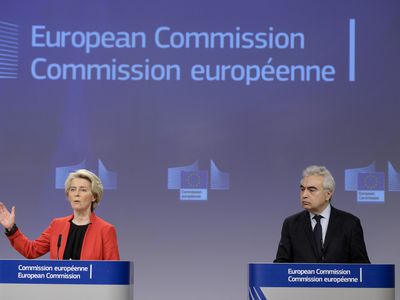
[67, 178, 95, 213]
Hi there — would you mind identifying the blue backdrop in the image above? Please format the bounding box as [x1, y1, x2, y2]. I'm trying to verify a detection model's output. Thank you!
[1, 1, 399, 300]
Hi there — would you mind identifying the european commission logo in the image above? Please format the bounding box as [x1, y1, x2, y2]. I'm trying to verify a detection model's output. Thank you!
[167, 160, 229, 201]
[55, 159, 117, 190]
[0, 21, 19, 79]
[344, 161, 400, 203]
[249, 286, 267, 300]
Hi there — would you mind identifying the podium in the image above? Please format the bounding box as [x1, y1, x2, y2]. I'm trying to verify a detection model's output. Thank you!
[249, 263, 394, 300]
[0, 260, 133, 300]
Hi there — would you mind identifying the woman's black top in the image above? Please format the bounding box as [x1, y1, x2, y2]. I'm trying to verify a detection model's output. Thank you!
[62, 221, 89, 260]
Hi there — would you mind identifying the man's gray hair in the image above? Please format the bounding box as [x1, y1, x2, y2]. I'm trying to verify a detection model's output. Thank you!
[302, 165, 335, 193]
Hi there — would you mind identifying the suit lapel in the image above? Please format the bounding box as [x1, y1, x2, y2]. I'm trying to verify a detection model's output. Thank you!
[302, 211, 319, 258]
[324, 206, 338, 251]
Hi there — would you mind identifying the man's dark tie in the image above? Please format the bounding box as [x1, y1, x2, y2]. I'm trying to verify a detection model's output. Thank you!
[313, 215, 323, 258]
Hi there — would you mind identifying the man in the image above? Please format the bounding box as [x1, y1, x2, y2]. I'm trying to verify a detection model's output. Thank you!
[274, 165, 370, 263]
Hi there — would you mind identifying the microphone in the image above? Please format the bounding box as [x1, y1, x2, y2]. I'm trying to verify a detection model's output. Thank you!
[57, 234, 62, 260]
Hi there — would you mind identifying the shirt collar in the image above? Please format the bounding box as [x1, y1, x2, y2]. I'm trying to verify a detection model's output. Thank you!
[309, 203, 331, 221]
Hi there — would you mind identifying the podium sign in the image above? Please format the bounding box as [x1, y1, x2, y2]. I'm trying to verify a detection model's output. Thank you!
[0, 260, 133, 300]
[249, 263, 394, 300]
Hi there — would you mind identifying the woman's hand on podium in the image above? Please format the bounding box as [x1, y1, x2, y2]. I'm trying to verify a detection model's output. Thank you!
[0, 202, 15, 231]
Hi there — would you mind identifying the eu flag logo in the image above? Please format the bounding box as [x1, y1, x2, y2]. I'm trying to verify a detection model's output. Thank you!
[167, 160, 229, 201]
[357, 172, 384, 190]
[181, 171, 208, 189]
[357, 172, 385, 203]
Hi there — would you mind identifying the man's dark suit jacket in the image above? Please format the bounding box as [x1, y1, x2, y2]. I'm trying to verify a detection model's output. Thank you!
[274, 206, 370, 263]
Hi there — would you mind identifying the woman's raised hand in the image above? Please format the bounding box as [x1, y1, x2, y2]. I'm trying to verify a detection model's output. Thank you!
[0, 202, 15, 230]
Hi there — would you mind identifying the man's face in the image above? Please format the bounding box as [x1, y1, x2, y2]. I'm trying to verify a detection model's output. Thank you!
[300, 175, 332, 214]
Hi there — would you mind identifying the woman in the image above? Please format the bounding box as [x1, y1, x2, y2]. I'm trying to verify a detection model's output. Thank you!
[0, 169, 120, 260]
